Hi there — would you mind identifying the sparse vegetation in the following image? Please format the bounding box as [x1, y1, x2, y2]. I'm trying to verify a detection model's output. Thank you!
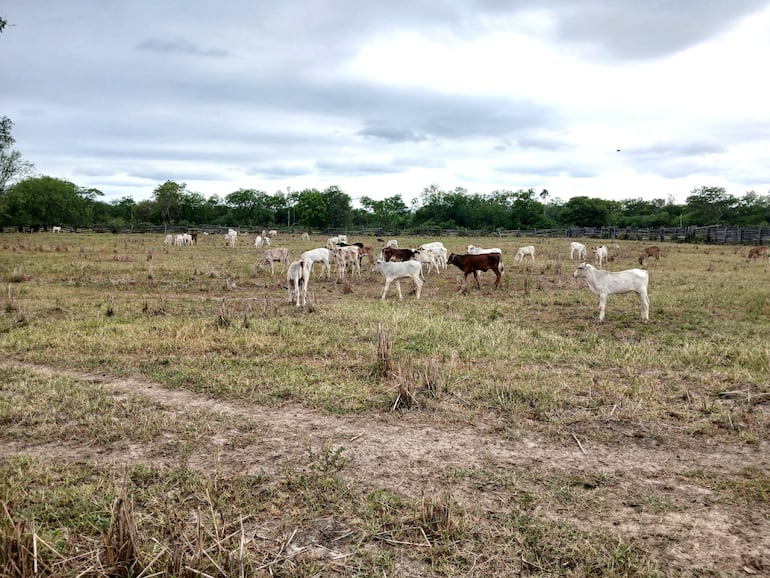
[0, 231, 768, 575]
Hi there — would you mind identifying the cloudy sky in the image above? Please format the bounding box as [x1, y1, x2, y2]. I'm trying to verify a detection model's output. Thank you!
[3, 1, 770, 206]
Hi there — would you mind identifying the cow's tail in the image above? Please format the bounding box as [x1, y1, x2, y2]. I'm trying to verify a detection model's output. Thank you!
[499, 255, 505, 276]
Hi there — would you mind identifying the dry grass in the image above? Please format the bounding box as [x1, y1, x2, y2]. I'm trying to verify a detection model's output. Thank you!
[0, 231, 769, 575]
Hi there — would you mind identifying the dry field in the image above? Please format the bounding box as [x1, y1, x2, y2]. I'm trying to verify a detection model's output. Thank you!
[0, 231, 768, 577]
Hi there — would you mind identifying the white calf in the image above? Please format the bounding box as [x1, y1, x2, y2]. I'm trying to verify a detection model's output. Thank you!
[52, 226, 62, 233]
[254, 235, 265, 248]
[301, 247, 331, 279]
[286, 260, 310, 307]
[332, 245, 360, 279]
[513, 245, 535, 264]
[164, 234, 173, 245]
[385, 239, 399, 248]
[573, 263, 649, 322]
[327, 236, 340, 249]
[372, 258, 424, 300]
[592, 245, 608, 266]
[224, 233, 236, 247]
[418, 242, 447, 270]
[258, 247, 290, 274]
[301, 232, 310, 240]
[569, 242, 587, 260]
[267, 229, 278, 238]
[414, 249, 440, 275]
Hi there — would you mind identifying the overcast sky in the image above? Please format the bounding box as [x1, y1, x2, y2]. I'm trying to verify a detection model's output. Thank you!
[3, 1, 770, 206]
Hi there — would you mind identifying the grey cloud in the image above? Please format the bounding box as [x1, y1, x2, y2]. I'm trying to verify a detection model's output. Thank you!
[358, 126, 428, 143]
[137, 38, 229, 58]
[246, 164, 314, 179]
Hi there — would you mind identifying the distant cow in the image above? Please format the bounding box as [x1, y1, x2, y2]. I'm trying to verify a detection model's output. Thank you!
[747, 246, 769, 260]
[382, 246, 417, 262]
[447, 252, 502, 289]
[638, 245, 661, 265]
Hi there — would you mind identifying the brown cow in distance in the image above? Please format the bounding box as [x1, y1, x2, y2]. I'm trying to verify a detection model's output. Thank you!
[747, 246, 769, 260]
[447, 252, 502, 289]
[638, 245, 661, 265]
[382, 246, 417, 262]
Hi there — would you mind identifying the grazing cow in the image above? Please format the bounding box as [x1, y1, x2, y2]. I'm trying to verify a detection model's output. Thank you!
[52, 226, 62, 233]
[385, 239, 399, 248]
[747, 246, 769, 260]
[286, 260, 310, 307]
[301, 232, 310, 240]
[382, 247, 417, 262]
[592, 245, 608, 266]
[190, 232, 198, 245]
[258, 247, 290, 274]
[573, 262, 649, 322]
[224, 233, 236, 247]
[301, 247, 331, 279]
[372, 258, 424, 300]
[513, 245, 535, 264]
[254, 235, 266, 248]
[447, 252, 502, 289]
[639, 245, 661, 265]
[569, 242, 587, 260]
[267, 229, 278, 238]
[164, 234, 173, 245]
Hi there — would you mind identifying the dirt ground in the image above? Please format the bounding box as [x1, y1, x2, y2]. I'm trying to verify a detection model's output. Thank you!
[3, 358, 769, 575]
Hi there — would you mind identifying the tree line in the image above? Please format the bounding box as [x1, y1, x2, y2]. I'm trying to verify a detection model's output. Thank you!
[2, 176, 769, 233]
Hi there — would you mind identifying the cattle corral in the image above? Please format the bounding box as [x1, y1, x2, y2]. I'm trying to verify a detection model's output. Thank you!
[1, 232, 769, 576]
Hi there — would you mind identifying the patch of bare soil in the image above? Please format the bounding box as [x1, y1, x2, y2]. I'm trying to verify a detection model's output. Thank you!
[2, 358, 768, 575]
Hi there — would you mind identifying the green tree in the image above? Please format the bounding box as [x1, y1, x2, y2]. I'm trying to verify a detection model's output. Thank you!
[225, 188, 275, 225]
[560, 196, 617, 227]
[294, 188, 327, 228]
[685, 186, 737, 224]
[323, 185, 353, 228]
[152, 180, 186, 224]
[0, 117, 35, 194]
[359, 194, 411, 230]
[1, 176, 86, 227]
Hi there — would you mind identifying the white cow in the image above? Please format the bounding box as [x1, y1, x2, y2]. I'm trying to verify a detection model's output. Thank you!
[52, 226, 62, 233]
[301, 247, 331, 279]
[573, 263, 649, 322]
[418, 241, 448, 270]
[592, 245, 608, 267]
[164, 234, 173, 245]
[258, 247, 290, 274]
[513, 245, 535, 264]
[254, 235, 265, 248]
[372, 258, 424, 300]
[286, 260, 310, 307]
[569, 242, 587, 260]
[301, 232, 310, 240]
[224, 232, 236, 247]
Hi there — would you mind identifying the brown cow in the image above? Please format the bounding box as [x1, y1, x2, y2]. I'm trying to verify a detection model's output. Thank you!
[447, 252, 502, 289]
[383, 246, 417, 262]
[748, 246, 769, 260]
[638, 245, 660, 265]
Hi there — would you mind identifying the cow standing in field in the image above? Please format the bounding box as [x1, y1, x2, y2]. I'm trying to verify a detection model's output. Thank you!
[639, 245, 661, 265]
[447, 253, 502, 289]
[747, 246, 769, 260]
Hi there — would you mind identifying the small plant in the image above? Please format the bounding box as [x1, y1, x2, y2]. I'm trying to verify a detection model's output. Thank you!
[217, 299, 230, 327]
[377, 322, 392, 376]
[9, 266, 30, 283]
[106, 295, 115, 317]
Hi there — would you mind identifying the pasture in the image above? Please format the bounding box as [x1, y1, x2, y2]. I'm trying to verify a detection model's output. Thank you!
[0, 231, 768, 576]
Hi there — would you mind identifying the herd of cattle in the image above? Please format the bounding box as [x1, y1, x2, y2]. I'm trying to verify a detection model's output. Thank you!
[159, 231, 770, 322]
